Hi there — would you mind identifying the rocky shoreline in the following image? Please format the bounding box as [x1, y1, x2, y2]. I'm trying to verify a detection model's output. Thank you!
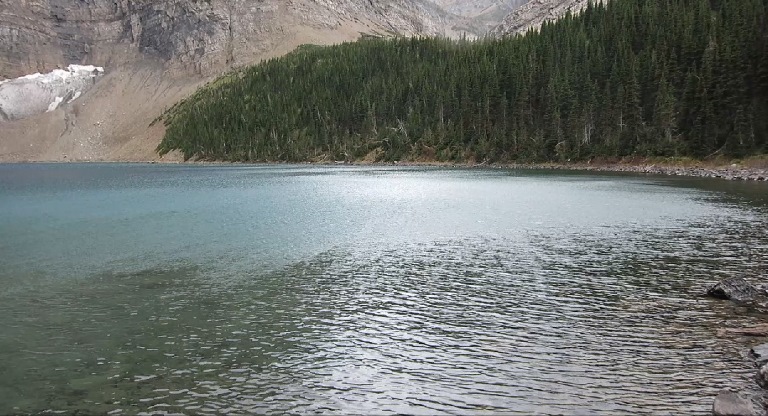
[349, 158, 768, 181]
[511, 162, 768, 181]
[709, 278, 768, 416]
[5, 158, 768, 182]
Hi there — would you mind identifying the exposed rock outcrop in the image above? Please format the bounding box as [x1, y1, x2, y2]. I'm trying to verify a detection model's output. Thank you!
[433, 0, 526, 17]
[490, 0, 603, 36]
[431, 0, 527, 31]
[0, 0, 460, 80]
[708, 277, 762, 303]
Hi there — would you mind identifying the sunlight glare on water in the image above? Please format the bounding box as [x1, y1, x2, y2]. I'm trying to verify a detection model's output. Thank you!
[0, 164, 767, 415]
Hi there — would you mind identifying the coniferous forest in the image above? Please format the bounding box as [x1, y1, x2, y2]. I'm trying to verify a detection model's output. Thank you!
[158, 0, 768, 163]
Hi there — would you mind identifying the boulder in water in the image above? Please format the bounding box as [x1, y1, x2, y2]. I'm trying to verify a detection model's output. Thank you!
[751, 343, 768, 366]
[757, 363, 768, 389]
[708, 277, 761, 302]
[712, 391, 760, 416]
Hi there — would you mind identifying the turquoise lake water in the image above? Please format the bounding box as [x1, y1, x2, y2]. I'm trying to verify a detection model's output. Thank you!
[1, 163, 767, 414]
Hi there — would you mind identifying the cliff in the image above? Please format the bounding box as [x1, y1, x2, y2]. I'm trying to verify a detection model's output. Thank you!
[0, 0, 462, 80]
[427, 0, 526, 33]
[490, 0, 600, 36]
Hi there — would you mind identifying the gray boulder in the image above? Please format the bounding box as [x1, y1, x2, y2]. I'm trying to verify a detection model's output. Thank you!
[751, 344, 768, 367]
[713, 391, 759, 416]
[708, 277, 761, 302]
[758, 363, 768, 389]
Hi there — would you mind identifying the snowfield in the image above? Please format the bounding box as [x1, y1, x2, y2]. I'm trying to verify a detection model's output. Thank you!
[0, 65, 104, 122]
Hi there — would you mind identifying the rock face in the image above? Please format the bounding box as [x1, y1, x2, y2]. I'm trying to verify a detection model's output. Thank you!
[490, 0, 603, 36]
[0, 0, 460, 79]
[430, 0, 527, 31]
[708, 277, 762, 303]
[433, 0, 527, 17]
[713, 391, 759, 416]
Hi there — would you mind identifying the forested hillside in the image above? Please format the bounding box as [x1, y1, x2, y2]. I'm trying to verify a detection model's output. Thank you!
[159, 0, 768, 163]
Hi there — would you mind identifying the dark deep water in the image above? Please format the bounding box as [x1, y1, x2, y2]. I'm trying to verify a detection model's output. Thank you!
[1, 163, 767, 415]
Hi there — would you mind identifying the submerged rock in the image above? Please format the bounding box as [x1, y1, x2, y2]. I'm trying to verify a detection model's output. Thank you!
[708, 277, 762, 302]
[713, 391, 760, 416]
[751, 344, 768, 366]
[758, 363, 768, 389]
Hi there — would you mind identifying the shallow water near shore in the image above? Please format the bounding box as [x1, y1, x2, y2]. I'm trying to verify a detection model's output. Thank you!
[1, 163, 767, 415]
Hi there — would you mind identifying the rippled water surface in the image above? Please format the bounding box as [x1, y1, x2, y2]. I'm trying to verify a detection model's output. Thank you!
[1, 164, 767, 415]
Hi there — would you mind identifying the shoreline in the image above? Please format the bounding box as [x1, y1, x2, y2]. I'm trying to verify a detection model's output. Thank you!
[3, 158, 767, 181]
[498, 161, 768, 181]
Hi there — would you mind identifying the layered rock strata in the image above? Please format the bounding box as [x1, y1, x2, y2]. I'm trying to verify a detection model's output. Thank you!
[0, 0, 458, 79]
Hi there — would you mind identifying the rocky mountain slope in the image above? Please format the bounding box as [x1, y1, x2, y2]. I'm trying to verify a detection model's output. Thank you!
[0, 0, 462, 80]
[490, 0, 599, 36]
[433, 0, 526, 17]
[431, 0, 527, 31]
[0, 0, 541, 162]
[0, 0, 470, 162]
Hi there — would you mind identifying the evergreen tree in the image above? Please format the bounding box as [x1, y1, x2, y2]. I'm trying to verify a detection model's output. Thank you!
[158, 0, 768, 163]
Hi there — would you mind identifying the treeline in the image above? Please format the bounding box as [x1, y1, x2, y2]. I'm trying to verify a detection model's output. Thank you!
[158, 0, 768, 163]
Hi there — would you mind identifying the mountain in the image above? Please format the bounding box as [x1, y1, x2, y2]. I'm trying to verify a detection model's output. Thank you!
[0, 0, 470, 162]
[0, 0, 564, 162]
[156, 0, 768, 163]
[490, 0, 599, 36]
[433, 0, 527, 17]
[0, 0, 462, 80]
[430, 0, 528, 32]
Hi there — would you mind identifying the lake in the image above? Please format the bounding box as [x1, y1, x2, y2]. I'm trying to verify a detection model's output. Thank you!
[1, 163, 767, 415]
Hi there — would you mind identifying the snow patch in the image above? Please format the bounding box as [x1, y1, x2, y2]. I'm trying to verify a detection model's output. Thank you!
[19, 65, 104, 85]
[68, 91, 82, 103]
[0, 64, 105, 122]
[47, 97, 64, 112]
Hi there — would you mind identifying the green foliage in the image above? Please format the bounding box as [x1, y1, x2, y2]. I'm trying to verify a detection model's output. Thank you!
[158, 0, 768, 162]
